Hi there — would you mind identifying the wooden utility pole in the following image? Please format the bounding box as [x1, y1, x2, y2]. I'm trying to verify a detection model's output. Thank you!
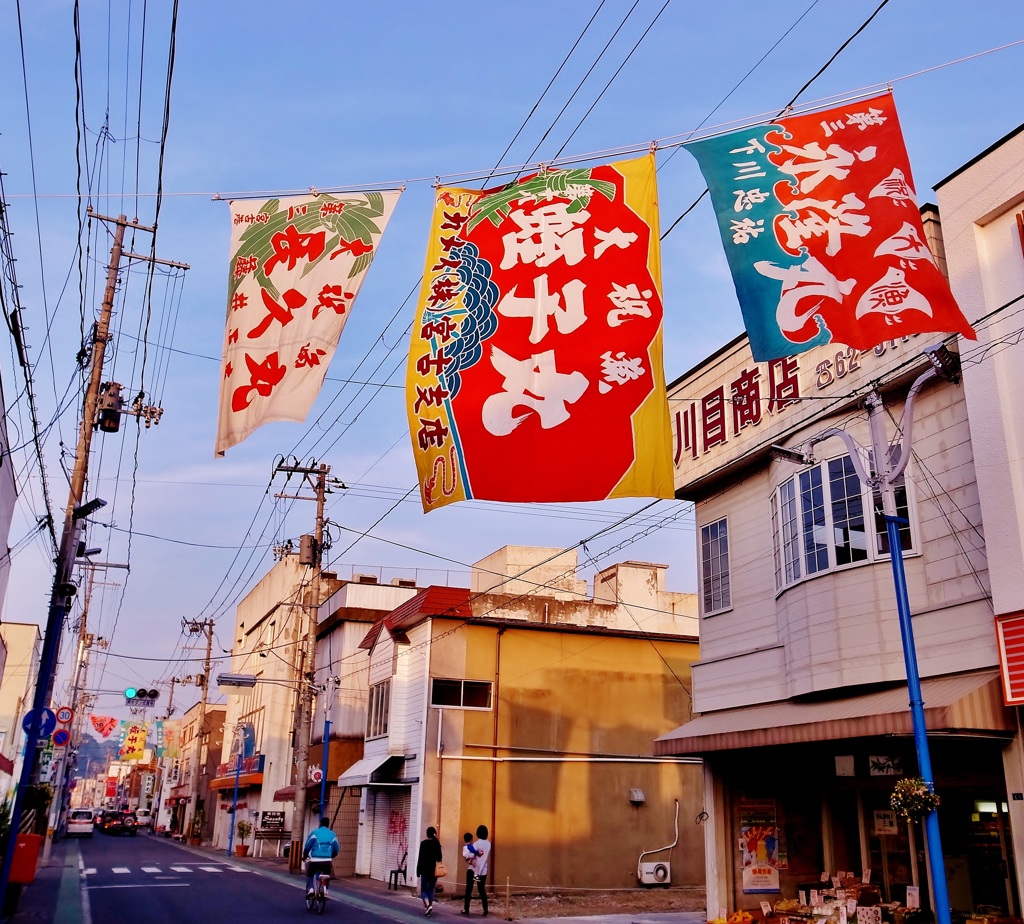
[183, 619, 214, 842]
[274, 460, 331, 872]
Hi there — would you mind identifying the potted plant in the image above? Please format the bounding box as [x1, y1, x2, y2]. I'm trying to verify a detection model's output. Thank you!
[235, 818, 253, 856]
[188, 807, 206, 846]
[890, 777, 941, 818]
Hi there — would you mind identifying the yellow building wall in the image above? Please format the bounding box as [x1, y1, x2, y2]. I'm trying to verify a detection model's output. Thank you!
[426, 621, 704, 892]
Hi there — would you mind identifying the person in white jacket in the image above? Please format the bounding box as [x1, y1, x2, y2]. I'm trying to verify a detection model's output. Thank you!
[461, 825, 491, 916]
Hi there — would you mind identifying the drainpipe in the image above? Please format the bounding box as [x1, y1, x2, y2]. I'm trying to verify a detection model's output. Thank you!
[490, 628, 505, 885]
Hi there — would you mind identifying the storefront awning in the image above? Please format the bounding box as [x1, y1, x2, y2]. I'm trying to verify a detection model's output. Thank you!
[337, 754, 402, 787]
[209, 771, 264, 790]
[0, 754, 14, 776]
[272, 781, 319, 802]
[655, 670, 1014, 755]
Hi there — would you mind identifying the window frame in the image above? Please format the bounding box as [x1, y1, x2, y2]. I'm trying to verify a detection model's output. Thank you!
[699, 516, 732, 616]
[429, 678, 493, 711]
[771, 451, 916, 594]
[366, 679, 391, 739]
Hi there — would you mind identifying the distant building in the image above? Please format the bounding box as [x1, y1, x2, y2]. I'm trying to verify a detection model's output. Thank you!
[164, 701, 224, 841]
[211, 555, 415, 860]
[348, 546, 702, 892]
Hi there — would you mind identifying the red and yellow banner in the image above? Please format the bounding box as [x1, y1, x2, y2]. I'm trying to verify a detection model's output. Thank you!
[406, 155, 673, 511]
[118, 722, 149, 760]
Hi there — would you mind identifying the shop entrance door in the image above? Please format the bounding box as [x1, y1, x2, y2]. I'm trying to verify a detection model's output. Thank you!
[863, 791, 920, 906]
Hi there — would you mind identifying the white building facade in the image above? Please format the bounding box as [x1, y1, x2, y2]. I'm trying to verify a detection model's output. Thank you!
[656, 199, 1021, 918]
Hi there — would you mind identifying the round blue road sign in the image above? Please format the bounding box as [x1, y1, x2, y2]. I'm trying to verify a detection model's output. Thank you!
[22, 708, 57, 737]
[52, 728, 71, 747]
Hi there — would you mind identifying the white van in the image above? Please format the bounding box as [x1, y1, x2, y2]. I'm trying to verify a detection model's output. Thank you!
[135, 808, 152, 829]
[67, 808, 95, 837]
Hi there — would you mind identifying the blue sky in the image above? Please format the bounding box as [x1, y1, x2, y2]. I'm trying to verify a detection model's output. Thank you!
[1, 1, 1022, 720]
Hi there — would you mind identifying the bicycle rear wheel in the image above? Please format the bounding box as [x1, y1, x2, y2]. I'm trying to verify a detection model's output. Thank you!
[316, 892, 326, 914]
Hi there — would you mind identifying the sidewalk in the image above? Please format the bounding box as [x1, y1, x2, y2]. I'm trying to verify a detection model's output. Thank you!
[4, 835, 707, 924]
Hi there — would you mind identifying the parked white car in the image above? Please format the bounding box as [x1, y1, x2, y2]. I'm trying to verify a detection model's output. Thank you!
[67, 808, 95, 837]
[134, 808, 153, 829]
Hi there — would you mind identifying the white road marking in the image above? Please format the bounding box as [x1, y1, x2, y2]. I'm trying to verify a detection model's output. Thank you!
[199, 866, 223, 872]
[170, 866, 193, 872]
[141, 867, 162, 873]
[85, 883, 189, 890]
[112, 867, 131, 874]
[84, 868, 97, 875]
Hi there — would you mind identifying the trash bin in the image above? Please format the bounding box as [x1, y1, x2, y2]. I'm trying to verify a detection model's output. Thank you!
[10, 833, 43, 884]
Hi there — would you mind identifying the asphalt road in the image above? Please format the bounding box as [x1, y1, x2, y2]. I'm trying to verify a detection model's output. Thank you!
[77, 831, 377, 923]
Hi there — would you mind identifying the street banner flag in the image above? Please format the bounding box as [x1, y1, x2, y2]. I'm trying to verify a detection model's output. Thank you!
[155, 719, 182, 758]
[119, 721, 149, 760]
[90, 714, 118, 738]
[406, 154, 673, 511]
[686, 93, 976, 361]
[216, 190, 401, 456]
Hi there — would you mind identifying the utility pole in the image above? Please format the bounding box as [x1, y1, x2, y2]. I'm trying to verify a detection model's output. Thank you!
[274, 459, 334, 872]
[0, 210, 185, 906]
[183, 619, 214, 842]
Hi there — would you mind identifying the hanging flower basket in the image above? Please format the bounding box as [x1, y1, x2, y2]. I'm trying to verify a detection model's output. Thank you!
[890, 777, 941, 818]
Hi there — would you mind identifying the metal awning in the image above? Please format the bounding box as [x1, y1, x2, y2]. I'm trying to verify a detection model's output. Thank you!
[271, 781, 319, 802]
[210, 771, 264, 790]
[337, 754, 401, 787]
[655, 670, 1014, 755]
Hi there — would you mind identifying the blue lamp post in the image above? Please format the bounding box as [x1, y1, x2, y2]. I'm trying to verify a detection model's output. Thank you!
[773, 346, 960, 924]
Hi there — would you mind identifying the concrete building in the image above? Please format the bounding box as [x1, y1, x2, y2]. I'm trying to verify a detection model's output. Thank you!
[164, 701, 224, 841]
[0, 623, 41, 799]
[655, 123, 1024, 920]
[349, 546, 702, 893]
[211, 555, 416, 860]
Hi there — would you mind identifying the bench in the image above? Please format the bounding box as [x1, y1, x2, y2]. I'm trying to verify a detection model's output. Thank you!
[388, 851, 408, 890]
[255, 828, 291, 858]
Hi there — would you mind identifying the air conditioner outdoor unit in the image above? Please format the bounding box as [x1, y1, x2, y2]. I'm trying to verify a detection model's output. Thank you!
[638, 861, 671, 885]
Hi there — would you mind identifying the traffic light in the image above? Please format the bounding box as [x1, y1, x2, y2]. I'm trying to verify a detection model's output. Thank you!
[124, 686, 159, 703]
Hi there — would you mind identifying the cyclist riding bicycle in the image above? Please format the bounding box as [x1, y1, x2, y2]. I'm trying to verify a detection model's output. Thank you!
[302, 816, 340, 899]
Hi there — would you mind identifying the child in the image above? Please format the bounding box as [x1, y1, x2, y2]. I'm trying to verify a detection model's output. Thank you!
[461, 833, 478, 915]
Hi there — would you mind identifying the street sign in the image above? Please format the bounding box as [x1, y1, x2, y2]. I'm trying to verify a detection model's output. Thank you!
[52, 728, 71, 747]
[22, 708, 57, 738]
[55, 706, 74, 725]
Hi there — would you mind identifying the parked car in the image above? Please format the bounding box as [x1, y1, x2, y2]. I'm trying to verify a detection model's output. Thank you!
[134, 808, 152, 829]
[67, 808, 95, 837]
[101, 811, 138, 836]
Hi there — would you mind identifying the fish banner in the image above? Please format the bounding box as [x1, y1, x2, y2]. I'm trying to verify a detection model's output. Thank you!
[216, 190, 401, 456]
[686, 93, 976, 361]
[406, 154, 674, 511]
[90, 715, 118, 738]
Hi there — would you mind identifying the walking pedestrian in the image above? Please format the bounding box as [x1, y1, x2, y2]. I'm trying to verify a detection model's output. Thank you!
[462, 824, 491, 917]
[417, 826, 444, 916]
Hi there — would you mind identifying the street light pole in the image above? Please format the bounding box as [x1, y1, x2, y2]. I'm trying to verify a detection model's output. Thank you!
[778, 349, 958, 924]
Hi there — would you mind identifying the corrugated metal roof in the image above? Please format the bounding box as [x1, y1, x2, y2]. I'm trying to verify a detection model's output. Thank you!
[654, 670, 1013, 755]
[359, 585, 471, 650]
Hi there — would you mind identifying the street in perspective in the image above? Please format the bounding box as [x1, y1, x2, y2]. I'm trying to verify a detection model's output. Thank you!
[1, 5, 1024, 924]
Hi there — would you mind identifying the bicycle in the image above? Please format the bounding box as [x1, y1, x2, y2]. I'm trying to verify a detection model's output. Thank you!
[305, 869, 330, 914]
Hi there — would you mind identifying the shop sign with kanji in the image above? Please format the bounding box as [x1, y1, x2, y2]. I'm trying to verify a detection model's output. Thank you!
[216, 190, 401, 456]
[686, 93, 975, 362]
[406, 155, 673, 511]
